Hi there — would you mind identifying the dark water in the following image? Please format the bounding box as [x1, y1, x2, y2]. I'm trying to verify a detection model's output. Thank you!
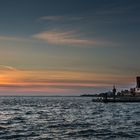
[0, 97, 140, 140]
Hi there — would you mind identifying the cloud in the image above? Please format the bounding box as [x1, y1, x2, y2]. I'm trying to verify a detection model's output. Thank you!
[0, 36, 21, 42]
[0, 65, 17, 71]
[40, 15, 84, 21]
[32, 31, 96, 46]
[40, 16, 64, 21]
[0, 36, 29, 42]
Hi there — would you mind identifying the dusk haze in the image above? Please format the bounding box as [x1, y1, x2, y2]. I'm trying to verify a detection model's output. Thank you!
[0, 0, 140, 96]
[1, 1, 140, 140]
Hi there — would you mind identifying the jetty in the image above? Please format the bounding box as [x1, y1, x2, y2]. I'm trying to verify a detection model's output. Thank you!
[92, 97, 140, 103]
[92, 76, 140, 103]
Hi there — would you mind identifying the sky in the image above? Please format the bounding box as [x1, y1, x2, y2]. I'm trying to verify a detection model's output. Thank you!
[0, 0, 140, 95]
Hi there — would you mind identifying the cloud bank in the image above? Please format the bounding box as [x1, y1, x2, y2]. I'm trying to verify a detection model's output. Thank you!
[0, 65, 17, 71]
[40, 15, 84, 21]
[33, 31, 96, 46]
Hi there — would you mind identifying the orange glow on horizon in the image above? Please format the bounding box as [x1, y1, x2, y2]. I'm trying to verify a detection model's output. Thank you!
[0, 67, 134, 93]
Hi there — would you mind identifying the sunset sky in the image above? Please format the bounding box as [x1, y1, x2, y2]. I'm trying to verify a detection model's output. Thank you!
[0, 0, 140, 95]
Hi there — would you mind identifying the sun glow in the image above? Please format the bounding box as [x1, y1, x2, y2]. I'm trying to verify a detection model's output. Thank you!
[0, 65, 133, 94]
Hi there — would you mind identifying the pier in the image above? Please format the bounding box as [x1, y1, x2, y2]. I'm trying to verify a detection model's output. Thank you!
[92, 97, 140, 103]
[92, 76, 140, 103]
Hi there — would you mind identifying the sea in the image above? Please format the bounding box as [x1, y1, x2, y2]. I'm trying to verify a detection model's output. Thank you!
[0, 96, 140, 140]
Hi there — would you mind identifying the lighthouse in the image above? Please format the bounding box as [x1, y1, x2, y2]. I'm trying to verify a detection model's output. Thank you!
[135, 76, 140, 93]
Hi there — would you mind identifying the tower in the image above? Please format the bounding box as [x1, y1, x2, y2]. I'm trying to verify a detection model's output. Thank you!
[113, 85, 116, 100]
[135, 76, 140, 94]
[136, 76, 140, 88]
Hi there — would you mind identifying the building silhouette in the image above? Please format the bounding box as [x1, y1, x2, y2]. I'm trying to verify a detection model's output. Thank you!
[135, 76, 140, 93]
[136, 77, 140, 88]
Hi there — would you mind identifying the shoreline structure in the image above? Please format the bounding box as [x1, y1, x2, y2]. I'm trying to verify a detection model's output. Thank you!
[85, 76, 140, 103]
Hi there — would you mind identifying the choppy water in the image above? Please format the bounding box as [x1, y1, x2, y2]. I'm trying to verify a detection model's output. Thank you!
[0, 97, 140, 139]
